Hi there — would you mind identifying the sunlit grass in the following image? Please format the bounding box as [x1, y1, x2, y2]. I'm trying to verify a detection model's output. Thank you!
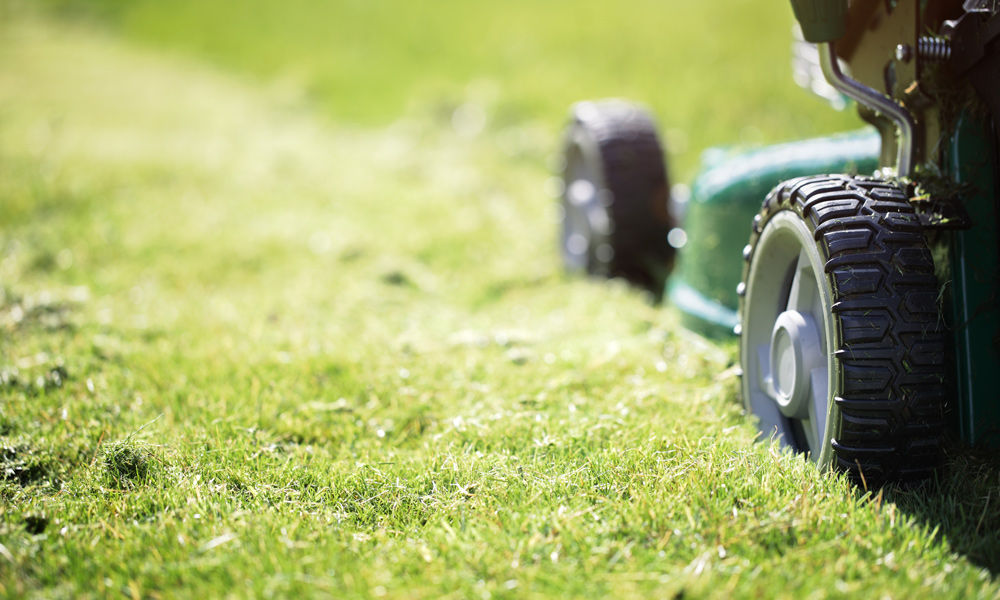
[1, 3, 1000, 599]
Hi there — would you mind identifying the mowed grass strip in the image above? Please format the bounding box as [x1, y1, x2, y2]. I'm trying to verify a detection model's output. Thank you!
[38, 0, 862, 181]
[1, 6, 999, 600]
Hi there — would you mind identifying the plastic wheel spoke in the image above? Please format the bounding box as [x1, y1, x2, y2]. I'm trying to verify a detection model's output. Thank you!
[786, 248, 817, 314]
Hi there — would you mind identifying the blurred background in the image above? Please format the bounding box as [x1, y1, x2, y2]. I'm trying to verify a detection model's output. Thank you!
[35, 0, 861, 181]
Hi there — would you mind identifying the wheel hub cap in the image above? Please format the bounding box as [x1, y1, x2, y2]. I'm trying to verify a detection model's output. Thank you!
[769, 310, 822, 420]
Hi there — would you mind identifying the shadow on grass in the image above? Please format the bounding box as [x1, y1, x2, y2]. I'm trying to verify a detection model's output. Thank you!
[883, 443, 1000, 573]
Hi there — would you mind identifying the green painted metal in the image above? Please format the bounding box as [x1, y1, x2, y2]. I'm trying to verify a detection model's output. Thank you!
[668, 128, 881, 336]
[789, 0, 848, 43]
[944, 113, 1000, 445]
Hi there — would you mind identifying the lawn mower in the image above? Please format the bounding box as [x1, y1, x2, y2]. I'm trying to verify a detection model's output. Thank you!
[558, 0, 1000, 482]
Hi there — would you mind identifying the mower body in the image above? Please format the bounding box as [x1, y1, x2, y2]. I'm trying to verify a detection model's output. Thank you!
[669, 1, 1000, 447]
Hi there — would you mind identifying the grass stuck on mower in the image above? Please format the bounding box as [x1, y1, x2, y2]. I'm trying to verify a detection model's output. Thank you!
[557, 0, 1000, 483]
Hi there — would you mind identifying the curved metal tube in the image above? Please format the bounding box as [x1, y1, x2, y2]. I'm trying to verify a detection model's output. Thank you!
[819, 42, 916, 176]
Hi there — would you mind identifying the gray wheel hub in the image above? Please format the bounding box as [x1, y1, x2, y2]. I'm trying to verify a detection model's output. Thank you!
[769, 310, 823, 420]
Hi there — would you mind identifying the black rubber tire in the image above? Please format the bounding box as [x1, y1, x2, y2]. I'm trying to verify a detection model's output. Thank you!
[739, 174, 946, 483]
[560, 100, 675, 292]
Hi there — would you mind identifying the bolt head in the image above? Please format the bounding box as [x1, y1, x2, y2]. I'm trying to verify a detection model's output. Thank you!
[895, 44, 913, 63]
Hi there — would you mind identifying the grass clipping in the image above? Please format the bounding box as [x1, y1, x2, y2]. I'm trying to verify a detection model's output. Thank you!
[100, 439, 159, 489]
[99, 417, 164, 489]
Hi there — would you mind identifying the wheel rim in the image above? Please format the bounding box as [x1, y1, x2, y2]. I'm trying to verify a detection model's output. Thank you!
[561, 133, 613, 273]
[742, 210, 838, 465]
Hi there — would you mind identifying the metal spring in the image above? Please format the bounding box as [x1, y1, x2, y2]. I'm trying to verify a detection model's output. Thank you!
[918, 37, 952, 62]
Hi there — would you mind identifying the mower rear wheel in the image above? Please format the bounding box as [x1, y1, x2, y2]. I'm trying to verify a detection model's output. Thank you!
[739, 175, 945, 482]
[560, 100, 675, 292]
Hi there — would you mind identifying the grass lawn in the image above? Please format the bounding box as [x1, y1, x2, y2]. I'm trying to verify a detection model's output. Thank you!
[2, 1, 1000, 598]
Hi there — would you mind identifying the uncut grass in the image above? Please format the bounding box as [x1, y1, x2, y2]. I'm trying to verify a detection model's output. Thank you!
[1, 5, 1000, 600]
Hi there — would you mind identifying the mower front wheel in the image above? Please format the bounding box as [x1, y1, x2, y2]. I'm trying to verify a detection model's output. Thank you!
[739, 175, 946, 482]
